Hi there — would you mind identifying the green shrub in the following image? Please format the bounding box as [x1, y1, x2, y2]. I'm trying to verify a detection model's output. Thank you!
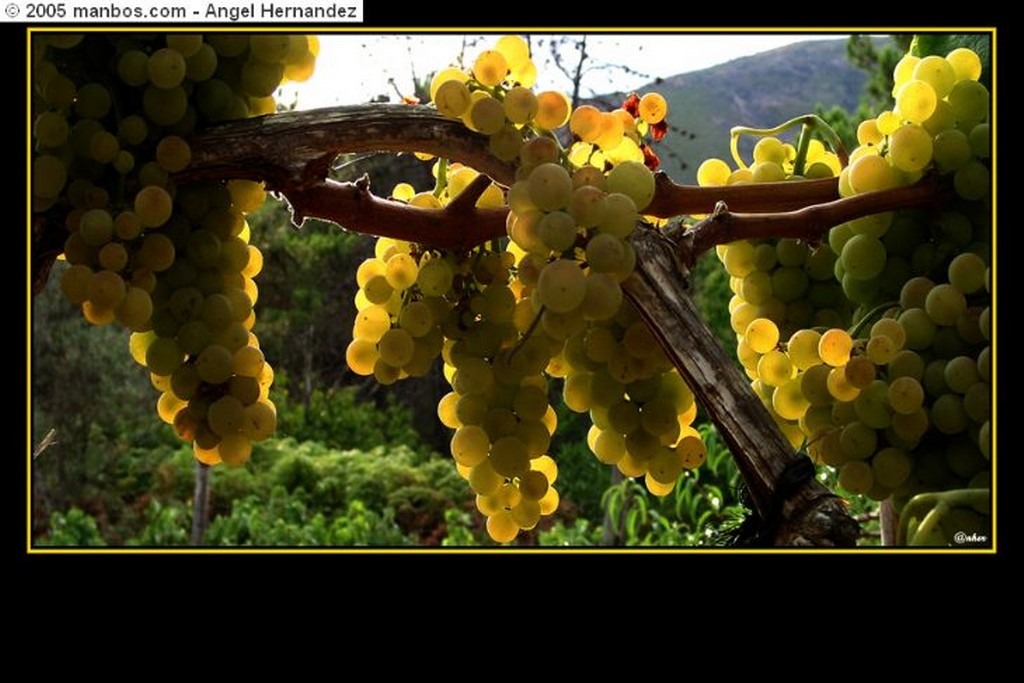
[205, 489, 413, 547]
[36, 508, 106, 547]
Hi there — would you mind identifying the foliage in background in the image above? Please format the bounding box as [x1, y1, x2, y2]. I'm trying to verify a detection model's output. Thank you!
[816, 35, 912, 150]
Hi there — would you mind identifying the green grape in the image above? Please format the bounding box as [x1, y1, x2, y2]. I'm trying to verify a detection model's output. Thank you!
[535, 90, 570, 130]
[346, 339, 378, 376]
[943, 355, 980, 393]
[931, 393, 968, 434]
[469, 96, 506, 135]
[383, 253, 418, 291]
[488, 125, 522, 162]
[240, 61, 284, 98]
[527, 163, 573, 212]
[33, 154, 67, 200]
[217, 434, 252, 467]
[33, 111, 69, 148]
[895, 79, 937, 124]
[946, 48, 982, 82]
[697, 158, 732, 186]
[963, 382, 990, 423]
[503, 86, 538, 123]
[898, 308, 937, 350]
[773, 376, 809, 421]
[156, 135, 192, 173]
[537, 211, 577, 253]
[826, 366, 859, 402]
[853, 380, 892, 429]
[840, 421, 877, 460]
[912, 55, 956, 98]
[135, 185, 174, 228]
[638, 92, 668, 124]
[800, 365, 833, 407]
[841, 234, 887, 281]
[947, 80, 989, 128]
[746, 318, 780, 354]
[932, 129, 972, 172]
[873, 447, 913, 488]
[923, 99, 957, 135]
[606, 161, 655, 211]
[722, 241, 757, 278]
[947, 253, 987, 294]
[148, 48, 187, 88]
[416, 258, 454, 297]
[757, 350, 793, 387]
[181, 43, 217, 82]
[143, 84, 188, 126]
[473, 50, 508, 86]
[787, 329, 822, 370]
[924, 284, 966, 326]
[818, 329, 852, 367]
[740, 271, 772, 305]
[75, 82, 111, 119]
[536, 259, 586, 313]
[60, 264, 94, 304]
[888, 124, 932, 172]
[839, 460, 873, 495]
[953, 161, 990, 201]
[233, 346, 265, 377]
[871, 317, 906, 349]
[843, 356, 876, 389]
[598, 193, 639, 238]
[888, 376, 924, 414]
[196, 344, 234, 384]
[977, 346, 991, 382]
[969, 123, 990, 158]
[580, 274, 623, 321]
[208, 395, 246, 437]
[452, 426, 490, 468]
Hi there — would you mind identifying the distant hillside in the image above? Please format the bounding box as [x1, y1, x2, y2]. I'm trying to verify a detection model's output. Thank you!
[615, 38, 888, 183]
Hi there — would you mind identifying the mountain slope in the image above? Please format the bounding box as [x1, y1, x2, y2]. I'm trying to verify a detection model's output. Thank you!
[625, 38, 882, 183]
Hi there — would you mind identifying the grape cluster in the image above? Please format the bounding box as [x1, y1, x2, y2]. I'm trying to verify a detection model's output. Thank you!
[698, 45, 991, 545]
[34, 33, 318, 466]
[842, 48, 990, 201]
[345, 36, 702, 542]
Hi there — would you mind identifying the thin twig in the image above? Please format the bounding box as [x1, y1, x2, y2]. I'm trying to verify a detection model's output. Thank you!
[33, 428, 58, 460]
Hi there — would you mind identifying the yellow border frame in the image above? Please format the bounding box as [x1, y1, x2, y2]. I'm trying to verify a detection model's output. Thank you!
[26, 26, 997, 555]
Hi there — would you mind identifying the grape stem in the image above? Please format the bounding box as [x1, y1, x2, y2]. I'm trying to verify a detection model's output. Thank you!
[432, 158, 449, 199]
[895, 488, 990, 545]
[730, 114, 849, 169]
[508, 304, 546, 360]
[791, 123, 812, 177]
[848, 300, 899, 339]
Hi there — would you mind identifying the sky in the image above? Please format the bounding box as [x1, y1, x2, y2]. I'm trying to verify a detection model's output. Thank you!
[284, 33, 850, 110]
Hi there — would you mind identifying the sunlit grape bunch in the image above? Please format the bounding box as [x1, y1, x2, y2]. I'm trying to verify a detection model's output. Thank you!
[344, 35, 702, 542]
[843, 48, 989, 200]
[33, 33, 319, 467]
[695, 43, 990, 545]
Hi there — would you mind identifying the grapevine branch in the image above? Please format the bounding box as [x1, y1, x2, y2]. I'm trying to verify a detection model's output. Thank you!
[29, 105, 951, 545]
[176, 105, 943, 257]
[679, 178, 952, 268]
[626, 227, 858, 545]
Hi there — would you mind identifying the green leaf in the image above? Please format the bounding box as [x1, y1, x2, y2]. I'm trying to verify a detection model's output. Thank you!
[911, 33, 992, 87]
